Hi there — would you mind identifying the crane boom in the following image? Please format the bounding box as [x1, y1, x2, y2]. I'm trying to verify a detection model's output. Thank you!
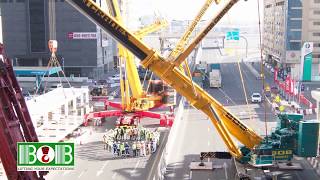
[66, 0, 262, 159]
[167, 0, 218, 60]
[105, 0, 168, 112]
[133, 20, 168, 38]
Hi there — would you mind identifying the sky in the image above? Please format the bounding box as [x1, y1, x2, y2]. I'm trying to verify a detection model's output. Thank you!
[128, 0, 263, 25]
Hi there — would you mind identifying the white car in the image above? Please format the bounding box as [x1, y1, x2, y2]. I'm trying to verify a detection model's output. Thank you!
[251, 93, 262, 103]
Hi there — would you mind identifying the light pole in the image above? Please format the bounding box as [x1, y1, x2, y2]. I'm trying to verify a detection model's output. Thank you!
[222, 34, 248, 58]
[240, 35, 248, 58]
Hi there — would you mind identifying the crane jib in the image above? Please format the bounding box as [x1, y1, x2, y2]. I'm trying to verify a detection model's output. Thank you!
[69, 0, 148, 60]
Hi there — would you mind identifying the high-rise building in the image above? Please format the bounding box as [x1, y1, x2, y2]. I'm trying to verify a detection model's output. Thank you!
[0, 0, 116, 79]
[263, 0, 320, 80]
[301, 0, 320, 79]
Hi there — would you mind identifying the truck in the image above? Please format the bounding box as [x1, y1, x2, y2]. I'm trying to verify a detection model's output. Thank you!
[208, 63, 221, 88]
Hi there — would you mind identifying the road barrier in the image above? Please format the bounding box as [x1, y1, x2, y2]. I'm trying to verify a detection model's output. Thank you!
[147, 97, 185, 180]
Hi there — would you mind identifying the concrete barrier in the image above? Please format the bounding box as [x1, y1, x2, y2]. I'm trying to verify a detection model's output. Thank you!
[147, 98, 185, 180]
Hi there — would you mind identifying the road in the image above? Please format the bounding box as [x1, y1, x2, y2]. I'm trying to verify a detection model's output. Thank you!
[165, 62, 320, 180]
[46, 110, 169, 180]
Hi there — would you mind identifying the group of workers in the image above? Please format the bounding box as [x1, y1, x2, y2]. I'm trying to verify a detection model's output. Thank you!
[103, 126, 160, 158]
[111, 126, 157, 142]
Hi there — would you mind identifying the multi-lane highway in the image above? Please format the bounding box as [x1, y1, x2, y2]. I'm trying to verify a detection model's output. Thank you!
[164, 62, 320, 180]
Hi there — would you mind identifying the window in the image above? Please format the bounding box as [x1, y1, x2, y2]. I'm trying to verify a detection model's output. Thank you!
[315, 0, 320, 3]
[314, 22, 320, 26]
[276, 1, 284, 6]
[313, 54, 320, 58]
[313, 32, 320, 36]
[314, 43, 320, 47]
[314, 10, 320, 15]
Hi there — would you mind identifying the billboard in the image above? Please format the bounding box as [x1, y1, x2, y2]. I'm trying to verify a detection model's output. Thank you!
[67, 32, 97, 40]
[300, 42, 313, 81]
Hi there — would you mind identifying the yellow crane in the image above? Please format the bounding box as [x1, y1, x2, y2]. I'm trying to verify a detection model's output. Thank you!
[67, 0, 320, 166]
[166, 0, 220, 94]
[167, 0, 220, 60]
[106, 0, 169, 112]
[69, 0, 260, 159]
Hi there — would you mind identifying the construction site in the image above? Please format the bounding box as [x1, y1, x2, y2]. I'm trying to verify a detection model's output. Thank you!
[0, 0, 320, 179]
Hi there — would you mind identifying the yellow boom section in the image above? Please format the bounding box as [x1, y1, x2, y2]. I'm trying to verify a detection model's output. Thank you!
[106, 0, 167, 111]
[66, 0, 263, 159]
[167, 0, 219, 60]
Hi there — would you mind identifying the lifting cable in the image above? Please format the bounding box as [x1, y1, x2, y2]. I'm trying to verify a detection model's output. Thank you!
[257, 0, 268, 141]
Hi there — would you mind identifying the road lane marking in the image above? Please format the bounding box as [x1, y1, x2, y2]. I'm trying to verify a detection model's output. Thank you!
[218, 88, 237, 105]
[208, 141, 210, 146]
[130, 160, 141, 176]
[223, 162, 228, 179]
[112, 172, 117, 179]
[96, 161, 109, 176]
[78, 171, 85, 178]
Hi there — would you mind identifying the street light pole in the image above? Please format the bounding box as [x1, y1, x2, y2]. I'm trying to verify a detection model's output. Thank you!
[240, 35, 248, 58]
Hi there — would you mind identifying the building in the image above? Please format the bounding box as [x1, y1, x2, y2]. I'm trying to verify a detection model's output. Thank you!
[0, 0, 116, 79]
[301, 0, 320, 80]
[263, 0, 320, 81]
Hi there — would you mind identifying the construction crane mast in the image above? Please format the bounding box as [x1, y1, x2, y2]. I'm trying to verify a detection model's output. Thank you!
[0, 44, 46, 179]
[67, 0, 261, 159]
[105, 0, 169, 112]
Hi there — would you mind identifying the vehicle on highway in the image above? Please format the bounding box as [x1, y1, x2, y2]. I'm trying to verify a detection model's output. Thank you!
[251, 93, 262, 103]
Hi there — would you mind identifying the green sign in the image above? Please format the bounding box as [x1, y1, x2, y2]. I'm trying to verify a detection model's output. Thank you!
[300, 42, 313, 81]
[302, 53, 312, 81]
[17, 142, 74, 171]
[226, 31, 240, 40]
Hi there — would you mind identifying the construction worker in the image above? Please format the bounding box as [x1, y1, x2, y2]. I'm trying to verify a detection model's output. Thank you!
[120, 127, 125, 140]
[112, 142, 117, 156]
[129, 127, 133, 140]
[125, 142, 130, 157]
[132, 142, 137, 157]
[152, 139, 157, 153]
[140, 141, 146, 157]
[136, 141, 141, 157]
[125, 127, 130, 140]
[150, 132, 154, 142]
[145, 143, 149, 155]
[115, 127, 119, 140]
[140, 128, 145, 140]
[108, 139, 113, 152]
[147, 141, 152, 155]
[120, 142, 125, 157]
[117, 142, 121, 157]
[103, 134, 107, 150]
